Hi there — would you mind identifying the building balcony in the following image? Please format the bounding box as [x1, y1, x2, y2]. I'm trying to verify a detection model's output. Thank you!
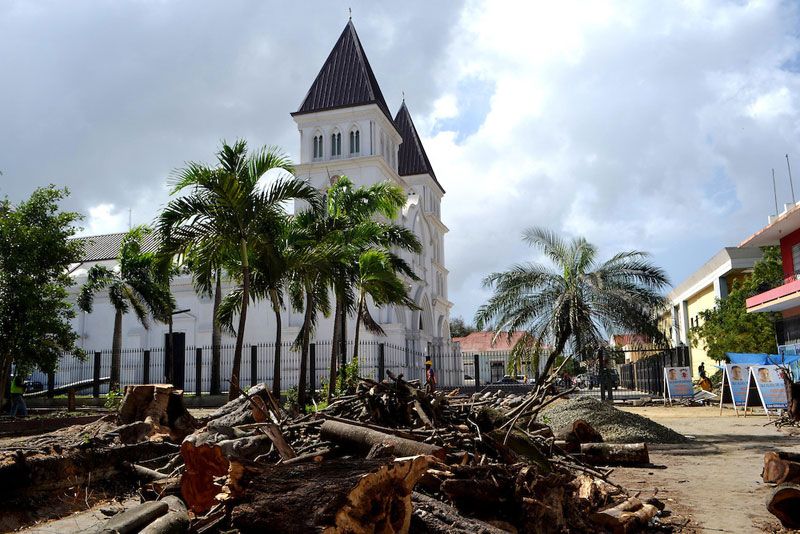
[746, 275, 800, 313]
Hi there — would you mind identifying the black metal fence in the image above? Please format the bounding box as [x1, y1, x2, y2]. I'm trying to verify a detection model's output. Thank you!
[30, 340, 464, 397]
[618, 346, 690, 396]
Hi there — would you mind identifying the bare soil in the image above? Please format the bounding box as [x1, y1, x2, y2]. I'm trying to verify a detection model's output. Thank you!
[610, 405, 799, 533]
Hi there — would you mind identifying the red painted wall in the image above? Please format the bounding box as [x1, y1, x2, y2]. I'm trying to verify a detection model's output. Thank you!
[780, 226, 800, 278]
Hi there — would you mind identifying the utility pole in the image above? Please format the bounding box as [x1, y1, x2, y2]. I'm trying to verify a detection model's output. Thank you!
[787, 154, 796, 204]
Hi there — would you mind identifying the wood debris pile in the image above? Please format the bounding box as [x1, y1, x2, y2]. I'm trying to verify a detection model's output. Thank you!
[0, 377, 675, 533]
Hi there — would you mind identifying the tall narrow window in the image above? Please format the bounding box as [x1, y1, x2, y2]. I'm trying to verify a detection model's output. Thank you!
[313, 135, 323, 159]
[355, 130, 360, 153]
[331, 132, 341, 157]
[350, 131, 355, 154]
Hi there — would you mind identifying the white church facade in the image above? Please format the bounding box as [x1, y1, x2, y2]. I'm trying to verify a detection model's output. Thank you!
[44, 20, 460, 392]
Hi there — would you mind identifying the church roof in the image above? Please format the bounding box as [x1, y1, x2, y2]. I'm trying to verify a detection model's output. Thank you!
[394, 102, 444, 193]
[293, 20, 393, 122]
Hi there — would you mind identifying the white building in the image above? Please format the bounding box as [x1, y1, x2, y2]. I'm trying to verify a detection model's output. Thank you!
[50, 20, 459, 392]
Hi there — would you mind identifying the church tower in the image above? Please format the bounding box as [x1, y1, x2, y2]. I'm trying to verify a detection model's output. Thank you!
[292, 20, 452, 359]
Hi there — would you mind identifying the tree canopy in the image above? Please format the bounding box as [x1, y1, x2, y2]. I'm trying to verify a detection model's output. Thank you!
[689, 247, 783, 362]
[0, 186, 84, 399]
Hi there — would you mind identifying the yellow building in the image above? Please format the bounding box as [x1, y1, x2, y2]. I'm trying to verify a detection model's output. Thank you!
[664, 247, 762, 379]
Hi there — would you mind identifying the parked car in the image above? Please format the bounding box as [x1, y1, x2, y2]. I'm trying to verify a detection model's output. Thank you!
[464, 374, 475, 387]
[24, 379, 44, 393]
[497, 375, 519, 384]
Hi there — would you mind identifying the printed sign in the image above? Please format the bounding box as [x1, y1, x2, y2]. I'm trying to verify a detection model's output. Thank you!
[723, 363, 752, 407]
[749, 365, 788, 410]
[664, 366, 693, 399]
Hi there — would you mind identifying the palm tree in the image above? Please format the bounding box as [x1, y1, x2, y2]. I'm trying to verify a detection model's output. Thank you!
[157, 140, 319, 399]
[321, 177, 420, 394]
[351, 249, 418, 361]
[78, 226, 173, 391]
[476, 227, 669, 381]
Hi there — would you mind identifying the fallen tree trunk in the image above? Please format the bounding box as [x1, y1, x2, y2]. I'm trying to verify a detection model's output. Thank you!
[410, 492, 510, 534]
[139, 496, 189, 534]
[320, 420, 446, 460]
[98, 500, 169, 534]
[223, 455, 432, 533]
[0, 440, 178, 498]
[762, 451, 800, 484]
[591, 497, 658, 533]
[580, 443, 649, 466]
[767, 483, 800, 529]
[118, 385, 197, 442]
[556, 419, 603, 453]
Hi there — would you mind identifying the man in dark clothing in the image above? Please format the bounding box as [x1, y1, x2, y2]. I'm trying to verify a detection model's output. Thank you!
[698, 362, 707, 380]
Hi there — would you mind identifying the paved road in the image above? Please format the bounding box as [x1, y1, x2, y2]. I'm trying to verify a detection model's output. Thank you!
[611, 405, 798, 533]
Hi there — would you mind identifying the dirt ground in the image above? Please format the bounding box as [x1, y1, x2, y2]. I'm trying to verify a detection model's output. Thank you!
[610, 405, 799, 534]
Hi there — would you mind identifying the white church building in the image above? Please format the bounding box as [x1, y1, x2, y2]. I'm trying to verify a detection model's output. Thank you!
[41, 20, 461, 393]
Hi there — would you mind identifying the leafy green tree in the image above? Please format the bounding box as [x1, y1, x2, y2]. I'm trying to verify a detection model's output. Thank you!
[476, 227, 669, 379]
[449, 316, 477, 338]
[78, 226, 173, 391]
[0, 186, 84, 404]
[690, 247, 782, 361]
[158, 140, 318, 399]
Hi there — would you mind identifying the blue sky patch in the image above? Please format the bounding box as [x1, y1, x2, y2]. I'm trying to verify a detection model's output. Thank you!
[433, 76, 494, 143]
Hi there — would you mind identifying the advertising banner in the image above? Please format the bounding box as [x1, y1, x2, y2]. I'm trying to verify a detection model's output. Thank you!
[748, 365, 788, 410]
[723, 363, 752, 407]
[664, 366, 693, 399]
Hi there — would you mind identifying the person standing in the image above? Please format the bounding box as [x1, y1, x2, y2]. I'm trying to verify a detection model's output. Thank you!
[425, 360, 437, 395]
[10, 375, 27, 417]
[698, 362, 707, 380]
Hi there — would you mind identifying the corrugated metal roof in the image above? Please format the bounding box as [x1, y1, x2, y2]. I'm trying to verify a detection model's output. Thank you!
[71, 231, 160, 262]
[453, 331, 527, 352]
[293, 20, 393, 122]
[394, 101, 443, 193]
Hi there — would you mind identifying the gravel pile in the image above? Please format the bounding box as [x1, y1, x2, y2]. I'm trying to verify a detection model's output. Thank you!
[541, 396, 688, 444]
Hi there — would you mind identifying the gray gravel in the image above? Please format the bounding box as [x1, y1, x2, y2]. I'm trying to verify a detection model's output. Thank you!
[541, 396, 688, 444]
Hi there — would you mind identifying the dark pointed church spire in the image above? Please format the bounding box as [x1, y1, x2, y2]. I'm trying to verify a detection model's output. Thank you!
[394, 101, 444, 193]
[293, 20, 392, 122]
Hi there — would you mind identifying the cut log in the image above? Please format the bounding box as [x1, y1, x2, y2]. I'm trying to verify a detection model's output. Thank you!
[320, 420, 447, 460]
[580, 443, 649, 466]
[591, 497, 658, 533]
[410, 492, 509, 534]
[555, 419, 603, 453]
[202, 383, 276, 429]
[98, 500, 169, 534]
[572, 474, 620, 508]
[767, 483, 800, 529]
[223, 455, 432, 533]
[762, 451, 800, 484]
[0, 440, 178, 498]
[118, 384, 197, 442]
[139, 496, 189, 534]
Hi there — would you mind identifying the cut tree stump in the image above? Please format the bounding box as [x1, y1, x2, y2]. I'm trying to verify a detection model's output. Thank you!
[762, 451, 800, 484]
[580, 443, 649, 466]
[767, 483, 800, 529]
[320, 420, 447, 460]
[118, 384, 197, 442]
[556, 419, 603, 453]
[222, 455, 432, 533]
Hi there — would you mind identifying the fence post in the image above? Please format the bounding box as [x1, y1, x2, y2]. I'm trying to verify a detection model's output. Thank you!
[378, 343, 385, 381]
[93, 351, 101, 398]
[143, 350, 150, 384]
[196, 348, 203, 397]
[473, 353, 480, 393]
[210, 345, 221, 396]
[47, 371, 55, 398]
[250, 345, 258, 388]
[309, 343, 316, 394]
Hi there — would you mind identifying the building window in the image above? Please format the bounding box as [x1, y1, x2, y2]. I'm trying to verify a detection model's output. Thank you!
[331, 132, 341, 157]
[793, 244, 800, 279]
[313, 135, 323, 159]
[350, 129, 360, 154]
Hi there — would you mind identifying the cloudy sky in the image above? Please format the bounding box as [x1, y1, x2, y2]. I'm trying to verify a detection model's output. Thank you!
[3, 0, 800, 322]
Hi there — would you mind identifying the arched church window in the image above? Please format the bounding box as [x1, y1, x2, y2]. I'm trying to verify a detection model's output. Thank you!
[331, 131, 341, 157]
[419, 315, 423, 331]
[313, 134, 323, 160]
[350, 128, 360, 154]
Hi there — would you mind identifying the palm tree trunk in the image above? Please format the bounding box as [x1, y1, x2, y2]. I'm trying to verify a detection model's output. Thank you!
[328, 296, 341, 402]
[230, 240, 249, 401]
[111, 308, 123, 391]
[538, 331, 569, 381]
[270, 289, 282, 399]
[339, 304, 347, 392]
[298, 288, 313, 412]
[167, 316, 174, 384]
[352, 293, 364, 361]
[210, 271, 222, 396]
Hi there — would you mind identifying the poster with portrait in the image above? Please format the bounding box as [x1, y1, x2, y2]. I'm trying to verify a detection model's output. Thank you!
[722, 363, 753, 407]
[664, 366, 693, 400]
[745, 365, 788, 412]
